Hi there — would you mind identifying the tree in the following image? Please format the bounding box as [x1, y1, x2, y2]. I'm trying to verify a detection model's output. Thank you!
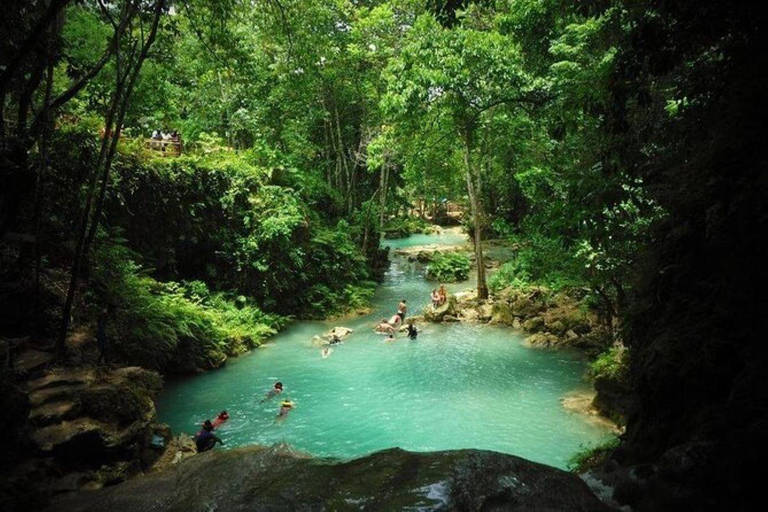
[383, 10, 537, 298]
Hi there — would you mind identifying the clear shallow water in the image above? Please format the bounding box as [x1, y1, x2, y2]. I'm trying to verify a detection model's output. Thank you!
[156, 232, 613, 469]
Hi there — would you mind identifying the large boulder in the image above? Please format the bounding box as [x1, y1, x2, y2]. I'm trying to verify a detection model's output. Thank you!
[525, 333, 561, 348]
[424, 296, 459, 322]
[45, 446, 612, 512]
[24, 367, 161, 469]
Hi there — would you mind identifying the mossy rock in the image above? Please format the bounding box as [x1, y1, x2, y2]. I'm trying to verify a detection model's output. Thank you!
[522, 316, 545, 332]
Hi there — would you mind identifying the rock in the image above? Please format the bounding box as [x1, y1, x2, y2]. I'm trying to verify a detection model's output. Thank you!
[45, 446, 612, 512]
[313, 326, 354, 345]
[561, 391, 621, 432]
[14, 349, 56, 374]
[525, 333, 560, 348]
[424, 297, 457, 322]
[510, 296, 545, 318]
[546, 319, 567, 335]
[522, 316, 545, 333]
[28, 401, 79, 427]
[566, 329, 579, 341]
[443, 315, 460, 322]
[490, 301, 515, 325]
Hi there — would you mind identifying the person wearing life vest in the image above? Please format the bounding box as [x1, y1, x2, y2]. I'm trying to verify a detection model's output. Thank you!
[277, 400, 294, 420]
[211, 410, 229, 428]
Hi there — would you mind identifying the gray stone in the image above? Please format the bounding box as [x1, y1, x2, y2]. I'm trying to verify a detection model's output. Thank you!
[45, 446, 611, 512]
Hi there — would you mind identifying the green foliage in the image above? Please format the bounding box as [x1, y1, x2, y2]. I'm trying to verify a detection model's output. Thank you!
[383, 216, 433, 238]
[105, 147, 372, 318]
[568, 437, 620, 472]
[91, 240, 283, 373]
[488, 234, 583, 292]
[589, 346, 629, 383]
[427, 252, 471, 282]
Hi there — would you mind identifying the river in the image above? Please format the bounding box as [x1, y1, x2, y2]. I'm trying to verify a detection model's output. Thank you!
[156, 231, 613, 469]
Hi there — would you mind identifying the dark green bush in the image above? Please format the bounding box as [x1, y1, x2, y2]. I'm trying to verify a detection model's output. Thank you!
[426, 252, 471, 282]
[91, 241, 283, 373]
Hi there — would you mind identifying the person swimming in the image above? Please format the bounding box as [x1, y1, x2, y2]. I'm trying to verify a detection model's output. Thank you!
[375, 318, 395, 335]
[386, 334, 396, 342]
[261, 381, 283, 402]
[211, 410, 229, 428]
[277, 399, 294, 420]
[195, 420, 224, 453]
[321, 347, 332, 358]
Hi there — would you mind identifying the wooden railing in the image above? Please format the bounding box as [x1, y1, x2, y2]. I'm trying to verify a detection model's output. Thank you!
[144, 137, 182, 156]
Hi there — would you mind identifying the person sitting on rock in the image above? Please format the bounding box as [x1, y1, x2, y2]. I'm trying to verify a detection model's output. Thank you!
[211, 410, 229, 428]
[437, 285, 447, 305]
[195, 420, 224, 453]
[431, 289, 440, 309]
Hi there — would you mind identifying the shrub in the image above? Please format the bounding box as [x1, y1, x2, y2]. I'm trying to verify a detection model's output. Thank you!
[91, 241, 283, 373]
[589, 345, 629, 383]
[427, 252, 471, 282]
[488, 233, 582, 292]
[568, 437, 620, 472]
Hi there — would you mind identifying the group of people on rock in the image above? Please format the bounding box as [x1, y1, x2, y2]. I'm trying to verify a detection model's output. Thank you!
[194, 381, 293, 453]
[431, 285, 447, 309]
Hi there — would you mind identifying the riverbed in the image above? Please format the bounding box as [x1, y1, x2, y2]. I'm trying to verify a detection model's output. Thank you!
[156, 231, 613, 469]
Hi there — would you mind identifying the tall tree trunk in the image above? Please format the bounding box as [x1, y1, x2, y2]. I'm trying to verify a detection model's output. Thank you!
[461, 130, 488, 299]
[57, 0, 165, 355]
[379, 164, 389, 231]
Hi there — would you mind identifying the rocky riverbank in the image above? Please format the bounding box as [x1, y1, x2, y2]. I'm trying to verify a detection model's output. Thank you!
[44, 445, 612, 512]
[0, 365, 173, 510]
[422, 284, 629, 431]
[424, 286, 611, 352]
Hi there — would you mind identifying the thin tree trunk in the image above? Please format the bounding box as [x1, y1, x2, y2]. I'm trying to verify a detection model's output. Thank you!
[461, 130, 488, 299]
[57, 0, 164, 355]
[379, 164, 389, 231]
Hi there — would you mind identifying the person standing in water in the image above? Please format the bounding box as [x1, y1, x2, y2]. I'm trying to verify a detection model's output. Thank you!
[407, 322, 418, 340]
[397, 299, 407, 322]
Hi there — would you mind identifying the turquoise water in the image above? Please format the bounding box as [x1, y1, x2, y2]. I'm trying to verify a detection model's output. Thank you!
[156, 232, 612, 469]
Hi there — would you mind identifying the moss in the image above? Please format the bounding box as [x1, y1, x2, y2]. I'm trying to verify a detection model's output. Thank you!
[568, 438, 620, 472]
[589, 346, 629, 383]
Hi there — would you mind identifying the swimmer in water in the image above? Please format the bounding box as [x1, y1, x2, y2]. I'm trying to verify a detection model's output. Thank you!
[211, 410, 229, 428]
[386, 334, 396, 342]
[261, 381, 283, 402]
[321, 347, 332, 358]
[277, 399, 294, 420]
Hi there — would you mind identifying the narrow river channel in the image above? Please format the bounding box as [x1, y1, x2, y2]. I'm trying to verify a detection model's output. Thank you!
[156, 232, 613, 469]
